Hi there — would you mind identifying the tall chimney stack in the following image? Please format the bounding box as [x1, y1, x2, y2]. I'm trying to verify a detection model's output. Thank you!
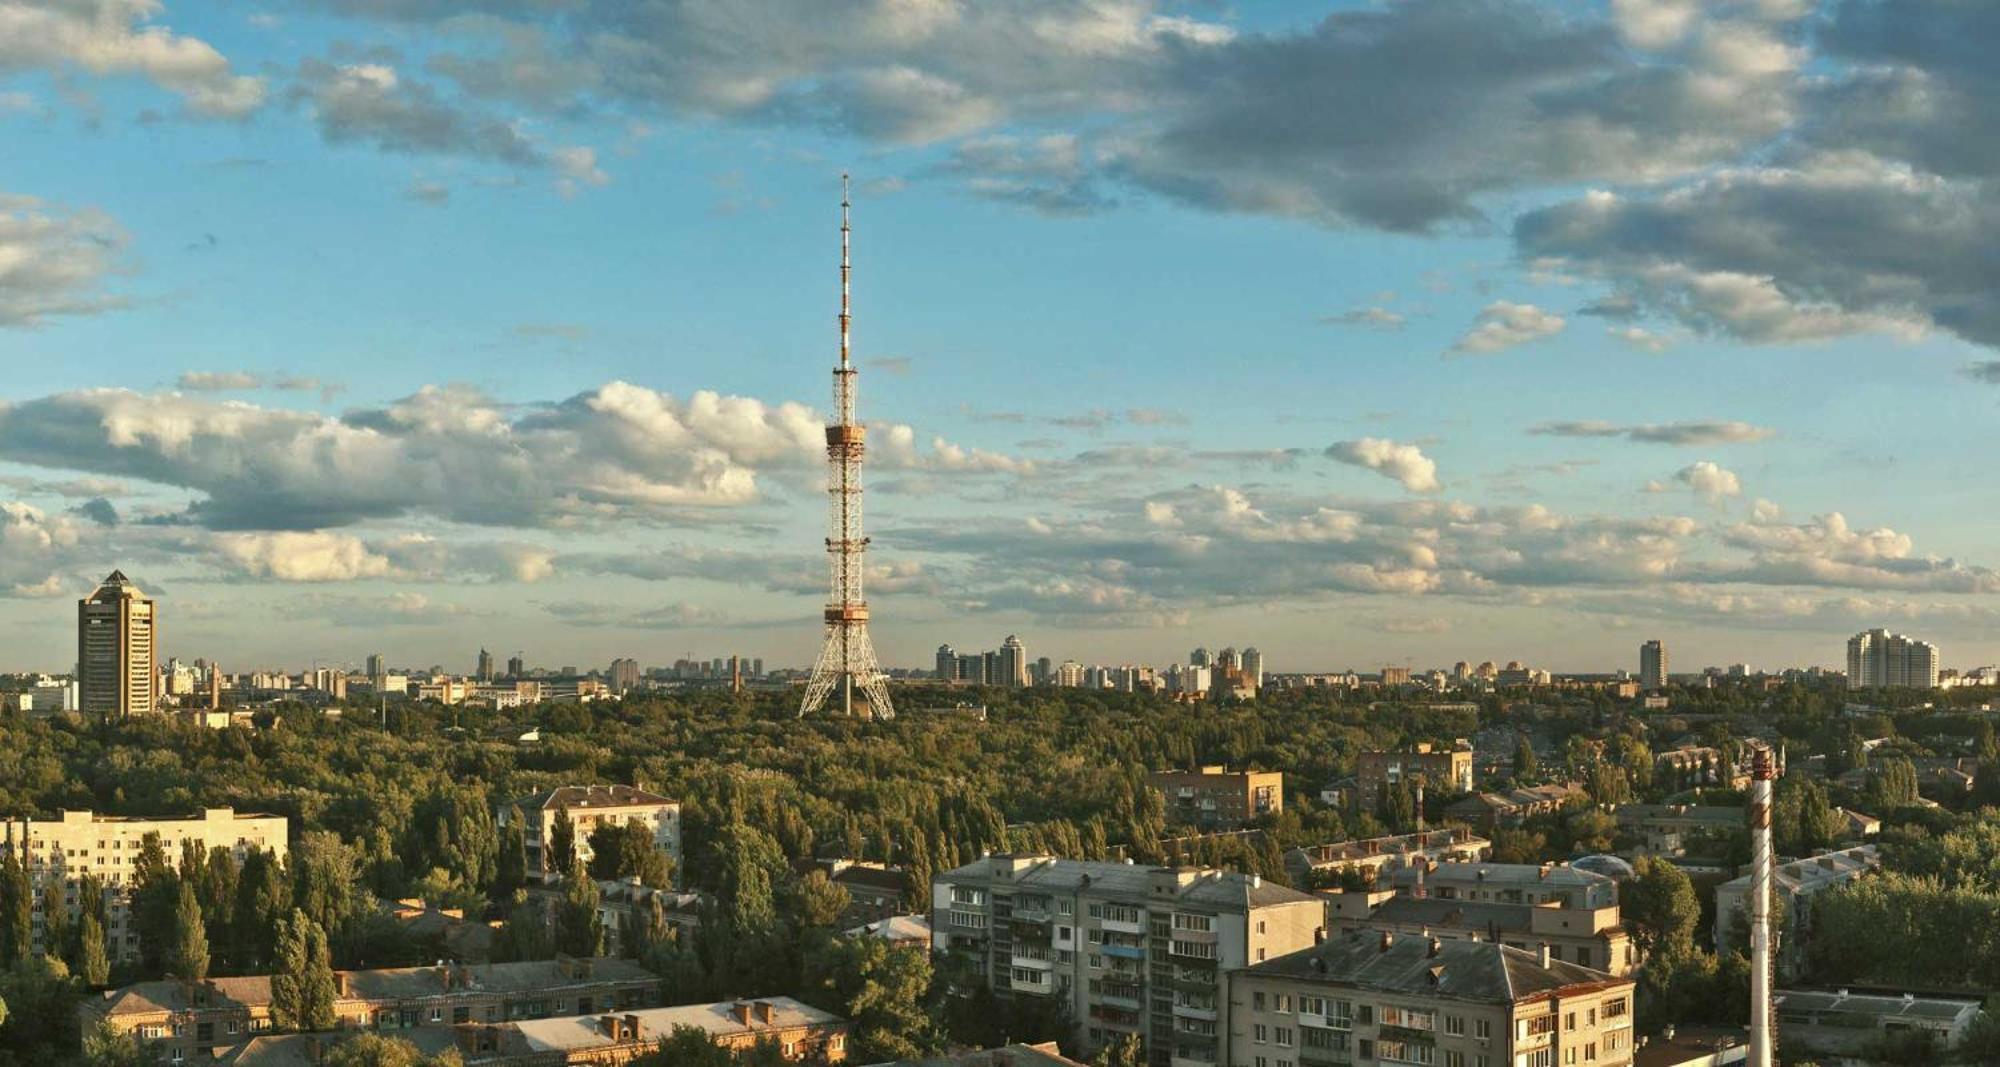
[1748, 743, 1777, 1067]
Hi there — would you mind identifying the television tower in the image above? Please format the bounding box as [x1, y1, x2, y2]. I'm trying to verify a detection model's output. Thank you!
[800, 175, 894, 720]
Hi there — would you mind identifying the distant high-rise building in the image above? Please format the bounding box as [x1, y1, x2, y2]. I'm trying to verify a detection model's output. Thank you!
[1640, 639, 1668, 690]
[506, 653, 526, 678]
[751, 658, 763, 678]
[981, 650, 999, 686]
[476, 648, 495, 681]
[955, 653, 983, 684]
[998, 634, 1028, 688]
[1034, 656, 1052, 685]
[1190, 646, 1212, 668]
[366, 652, 386, 687]
[1216, 646, 1240, 674]
[1847, 629, 1940, 689]
[1056, 660, 1085, 687]
[935, 644, 956, 681]
[609, 657, 641, 694]
[78, 570, 158, 718]
[1241, 647, 1264, 688]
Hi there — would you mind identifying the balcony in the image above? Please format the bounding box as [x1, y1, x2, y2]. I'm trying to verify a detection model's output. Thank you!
[1100, 991, 1143, 1011]
[1172, 1004, 1218, 1023]
[1102, 944, 1145, 960]
[1101, 916, 1146, 936]
[1299, 1050, 1354, 1067]
[1170, 1055, 1218, 1067]
[1010, 954, 1054, 971]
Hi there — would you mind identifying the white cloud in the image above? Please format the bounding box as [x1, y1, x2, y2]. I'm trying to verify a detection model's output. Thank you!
[0, 193, 128, 327]
[1450, 301, 1565, 355]
[1673, 460, 1743, 503]
[210, 531, 394, 581]
[1326, 438, 1441, 493]
[0, 0, 266, 118]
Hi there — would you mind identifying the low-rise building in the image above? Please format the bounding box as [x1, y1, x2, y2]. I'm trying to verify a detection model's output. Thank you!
[519, 879, 701, 958]
[1713, 845, 1881, 971]
[501, 785, 681, 885]
[456, 996, 849, 1064]
[1150, 766, 1284, 830]
[1322, 887, 1638, 975]
[1282, 829, 1492, 889]
[1632, 1025, 1748, 1067]
[1357, 740, 1475, 799]
[931, 854, 1324, 1064]
[1228, 931, 1637, 1067]
[1775, 989, 1981, 1060]
[1611, 804, 1745, 858]
[79, 956, 660, 1062]
[0, 807, 288, 963]
[863, 1042, 1085, 1066]
[1444, 784, 1587, 831]
[1383, 860, 1618, 909]
[844, 913, 932, 950]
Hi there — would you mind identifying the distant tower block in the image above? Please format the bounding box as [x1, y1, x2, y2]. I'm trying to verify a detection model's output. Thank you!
[800, 176, 894, 720]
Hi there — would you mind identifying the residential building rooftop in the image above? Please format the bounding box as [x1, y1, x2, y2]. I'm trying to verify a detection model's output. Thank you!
[938, 854, 1317, 909]
[512, 784, 676, 812]
[1247, 931, 1624, 1003]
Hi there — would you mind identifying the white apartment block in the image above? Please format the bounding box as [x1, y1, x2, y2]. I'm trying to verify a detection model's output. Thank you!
[0, 808, 288, 961]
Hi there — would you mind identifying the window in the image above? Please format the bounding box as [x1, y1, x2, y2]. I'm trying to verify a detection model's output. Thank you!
[1522, 1049, 1553, 1067]
[1445, 1054, 1464, 1067]
[951, 887, 986, 906]
[1171, 939, 1218, 959]
[1254, 993, 1267, 1012]
[1603, 998, 1628, 1019]
[1254, 1024, 1268, 1044]
[1445, 1015, 1465, 1036]
[1059, 900, 1074, 915]
[1565, 1012, 1576, 1032]
[1522, 1016, 1556, 1038]
[1276, 994, 1292, 1013]
[1475, 1019, 1491, 1039]
[1174, 913, 1213, 932]
[1329, 1001, 1354, 1029]
[1275, 1027, 1294, 1048]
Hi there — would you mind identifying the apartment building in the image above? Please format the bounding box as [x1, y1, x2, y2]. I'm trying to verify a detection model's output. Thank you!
[501, 785, 681, 884]
[1323, 887, 1637, 975]
[1151, 768, 1285, 830]
[1356, 741, 1476, 799]
[1282, 830, 1492, 889]
[78, 570, 159, 718]
[0, 808, 287, 962]
[1444, 784, 1587, 832]
[1228, 933, 1637, 1067]
[80, 956, 659, 1062]
[517, 879, 702, 958]
[455, 996, 849, 1064]
[1382, 861, 1619, 910]
[1775, 989, 1980, 1060]
[931, 855, 1324, 1065]
[1713, 845, 1881, 972]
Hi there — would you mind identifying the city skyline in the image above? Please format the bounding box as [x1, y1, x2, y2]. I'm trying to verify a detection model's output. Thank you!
[6, 1, 2000, 672]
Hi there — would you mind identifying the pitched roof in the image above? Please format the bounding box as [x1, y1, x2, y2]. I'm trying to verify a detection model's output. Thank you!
[90, 976, 274, 1017]
[505, 996, 843, 1053]
[938, 855, 1317, 909]
[1245, 932, 1626, 1005]
[89, 958, 653, 1016]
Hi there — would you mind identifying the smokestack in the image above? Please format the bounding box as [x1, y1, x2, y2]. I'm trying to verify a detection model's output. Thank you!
[1749, 744, 1777, 1067]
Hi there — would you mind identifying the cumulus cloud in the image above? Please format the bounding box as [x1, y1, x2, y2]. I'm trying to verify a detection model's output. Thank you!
[1450, 302, 1565, 355]
[0, 500, 82, 597]
[0, 0, 266, 118]
[1322, 306, 1405, 329]
[1326, 438, 1441, 493]
[1530, 419, 1775, 445]
[0, 194, 128, 327]
[1961, 362, 2000, 385]
[1672, 460, 1742, 503]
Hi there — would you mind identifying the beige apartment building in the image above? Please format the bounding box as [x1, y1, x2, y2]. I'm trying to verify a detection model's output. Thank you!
[501, 785, 681, 884]
[1356, 741, 1476, 801]
[1282, 829, 1492, 889]
[1323, 887, 1637, 975]
[78, 570, 158, 718]
[932, 855, 1324, 1066]
[1229, 933, 1637, 1067]
[1151, 767, 1285, 830]
[80, 956, 659, 1062]
[457, 996, 850, 1064]
[0, 808, 287, 962]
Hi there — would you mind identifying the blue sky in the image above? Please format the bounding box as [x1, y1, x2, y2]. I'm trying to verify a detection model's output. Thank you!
[3, 0, 1998, 676]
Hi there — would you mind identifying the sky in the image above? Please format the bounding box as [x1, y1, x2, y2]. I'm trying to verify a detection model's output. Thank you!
[3, 0, 1999, 677]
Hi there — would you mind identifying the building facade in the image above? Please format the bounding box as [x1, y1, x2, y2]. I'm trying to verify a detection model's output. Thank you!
[501, 786, 681, 885]
[1282, 830, 1492, 889]
[1713, 845, 1881, 973]
[999, 636, 1029, 688]
[78, 570, 158, 718]
[1356, 742, 1475, 799]
[0, 808, 287, 962]
[1228, 934, 1636, 1067]
[81, 956, 659, 1062]
[1323, 886, 1637, 975]
[1151, 767, 1284, 830]
[931, 854, 1324, 1065]
[1846, 629, 1940, 689]
[1640, 640, 1668, 691]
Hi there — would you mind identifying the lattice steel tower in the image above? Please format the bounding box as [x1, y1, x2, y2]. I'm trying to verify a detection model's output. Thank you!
[800, 176, 894, 720]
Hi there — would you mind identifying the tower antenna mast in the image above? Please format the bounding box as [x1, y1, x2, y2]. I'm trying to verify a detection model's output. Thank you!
[800, 174, 894, 720]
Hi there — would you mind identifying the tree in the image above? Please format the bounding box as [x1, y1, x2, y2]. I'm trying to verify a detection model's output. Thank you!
[1513, 736, 1539, 784]
[271, 910, 339, 1032]
[168, 881, 210, 982]
[788, 870, 850, 931]
[81, 1017, 151, 1067]
[75, 913, 110, 989]
[801, 935, 938, 1062]
[634, 1025, 735, 1067]
[1092, 1034, 1145, 1067]
[549, 807, 576, 876]
[232, 848, 290, 973]
[555, 862, 603, 957]
[321, 1033, 461, 1067]
[494, 811, 527, 901]
[586, 818, 672, 888]
[0, 851, 30, 967]
[1623, 857, 1699, 958]
[1867, 757, 1920, 812]
[1585, 762, 1630, 806]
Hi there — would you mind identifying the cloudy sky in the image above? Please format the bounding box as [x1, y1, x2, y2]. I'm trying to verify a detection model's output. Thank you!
[3, 0, 1998, 676]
